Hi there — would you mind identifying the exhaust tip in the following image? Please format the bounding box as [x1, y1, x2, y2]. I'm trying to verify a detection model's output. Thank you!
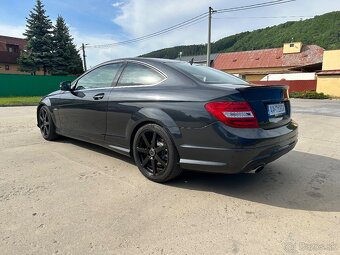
[255, 165, 265, 173]
[249, 164, 265, 174]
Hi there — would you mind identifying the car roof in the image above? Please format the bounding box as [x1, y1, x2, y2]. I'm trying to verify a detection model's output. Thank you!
[100, 57, 184, 66]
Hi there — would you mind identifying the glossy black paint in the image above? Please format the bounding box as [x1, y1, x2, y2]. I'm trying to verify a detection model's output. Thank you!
[38, 58, 298, 173]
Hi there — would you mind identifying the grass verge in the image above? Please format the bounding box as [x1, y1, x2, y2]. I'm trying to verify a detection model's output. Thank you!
[289, 91, 330, 99]
[0, 96, 41, 106]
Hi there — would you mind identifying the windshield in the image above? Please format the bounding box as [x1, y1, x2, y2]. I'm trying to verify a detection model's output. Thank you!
[169, 62, 249, 85]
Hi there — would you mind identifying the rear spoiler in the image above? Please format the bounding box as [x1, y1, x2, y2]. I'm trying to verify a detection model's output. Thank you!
[236, 84, 289, 91]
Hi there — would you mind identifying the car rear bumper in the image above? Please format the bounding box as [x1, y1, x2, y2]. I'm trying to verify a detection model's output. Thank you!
[176, 120, 298, 173]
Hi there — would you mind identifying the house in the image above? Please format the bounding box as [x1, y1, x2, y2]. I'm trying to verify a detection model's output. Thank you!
[316, 49, 340, 97]
[213, 42, 324, 81]
[0, 35, 27, 74]
[176, 53, 219, 66]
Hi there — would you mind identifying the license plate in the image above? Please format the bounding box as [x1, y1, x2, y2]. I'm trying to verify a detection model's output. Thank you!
[267, 103, 286, 116]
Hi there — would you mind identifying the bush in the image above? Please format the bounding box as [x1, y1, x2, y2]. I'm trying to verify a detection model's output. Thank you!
[289, 91, 330, 99]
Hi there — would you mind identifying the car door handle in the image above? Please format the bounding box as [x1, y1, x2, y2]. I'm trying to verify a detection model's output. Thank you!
[93, 93, 104, 100]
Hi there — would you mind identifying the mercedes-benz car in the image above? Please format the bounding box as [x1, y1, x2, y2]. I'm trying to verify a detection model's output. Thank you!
[37, 58, 298, 182]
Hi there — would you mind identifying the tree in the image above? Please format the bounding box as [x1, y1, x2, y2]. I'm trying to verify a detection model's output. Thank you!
[50, 16, 83, 75]
[18, 51, 37, 74]
[19, 0, 53, 75]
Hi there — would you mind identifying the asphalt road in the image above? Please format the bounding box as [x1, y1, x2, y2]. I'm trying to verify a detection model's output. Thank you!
[0, 99, 339, 254]
[292, 98, 340, 117]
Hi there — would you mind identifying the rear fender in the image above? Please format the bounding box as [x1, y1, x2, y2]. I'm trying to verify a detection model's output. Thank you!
[126, 107, 182, 148]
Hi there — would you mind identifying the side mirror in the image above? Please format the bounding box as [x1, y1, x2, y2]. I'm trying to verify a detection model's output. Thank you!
[60, 81, 72, 91]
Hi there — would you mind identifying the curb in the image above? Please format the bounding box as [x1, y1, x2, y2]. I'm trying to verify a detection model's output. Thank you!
[0, 104, 38, 107]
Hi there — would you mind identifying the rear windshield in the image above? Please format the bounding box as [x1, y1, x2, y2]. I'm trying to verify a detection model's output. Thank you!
[168, 62, 249, 85]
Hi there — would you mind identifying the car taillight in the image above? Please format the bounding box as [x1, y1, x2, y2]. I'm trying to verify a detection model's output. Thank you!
[205, 101, 259, 128]
[284, 88, 289, 100]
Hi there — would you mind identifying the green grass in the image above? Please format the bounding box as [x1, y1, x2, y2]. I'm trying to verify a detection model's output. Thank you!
[0, 96, 42, 106]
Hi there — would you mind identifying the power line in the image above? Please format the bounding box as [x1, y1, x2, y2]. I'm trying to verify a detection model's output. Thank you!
[85, 0, 296, 49]
[86, 12, 208, 48]
[214, 0, 296, 14]
[212, 15, 312, 19]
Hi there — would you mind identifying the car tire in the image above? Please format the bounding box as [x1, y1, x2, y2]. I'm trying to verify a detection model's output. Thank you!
[133, 123, 182, 182]
[38, 105, 59, 141]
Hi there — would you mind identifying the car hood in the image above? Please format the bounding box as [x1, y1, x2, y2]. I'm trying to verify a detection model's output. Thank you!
[47, 90, 62, 97]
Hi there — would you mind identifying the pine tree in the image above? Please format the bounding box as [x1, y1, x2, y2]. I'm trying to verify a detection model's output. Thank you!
[67, 46, 84, 75]
[19, 0, 53, 75]
[18, 51, 37, 74]
[50, 16, 83, 75]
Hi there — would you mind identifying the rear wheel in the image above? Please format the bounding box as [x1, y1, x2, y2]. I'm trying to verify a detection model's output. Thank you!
[38, 106, 58, 141]
[133, 124, 182, 182]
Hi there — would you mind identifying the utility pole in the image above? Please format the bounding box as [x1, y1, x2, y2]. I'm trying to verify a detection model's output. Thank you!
[206, 6, 213, 67]
[81, 43, 87, 71]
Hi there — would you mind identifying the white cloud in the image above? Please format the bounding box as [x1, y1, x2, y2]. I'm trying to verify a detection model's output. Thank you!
[0, 23, 25, 38]
[112, 1, 124, 8]
[70, 27, 142, 68]
[114, 2, 201, 39]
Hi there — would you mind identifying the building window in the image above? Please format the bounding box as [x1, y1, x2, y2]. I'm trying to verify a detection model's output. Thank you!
[290, 43, 294, 47]
[5, 65, 9, 70]
[6, 44, 19, 53]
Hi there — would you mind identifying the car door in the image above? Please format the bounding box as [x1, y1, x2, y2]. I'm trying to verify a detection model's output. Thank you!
[105, 61, 166, 149]
[57, 63, 123, 143]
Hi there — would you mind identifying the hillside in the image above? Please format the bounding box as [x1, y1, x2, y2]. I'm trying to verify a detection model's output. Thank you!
[142, 11, 340, 59]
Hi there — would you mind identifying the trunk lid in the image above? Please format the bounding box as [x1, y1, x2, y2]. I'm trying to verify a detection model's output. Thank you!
[236, 85, 291, 129]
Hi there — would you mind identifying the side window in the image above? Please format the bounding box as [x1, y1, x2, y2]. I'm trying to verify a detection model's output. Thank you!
[118, 62, 165, 86]
[76, 63, 122, 90]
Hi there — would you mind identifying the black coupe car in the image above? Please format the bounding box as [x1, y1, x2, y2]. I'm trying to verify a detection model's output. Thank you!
[37, 58, 298, 182]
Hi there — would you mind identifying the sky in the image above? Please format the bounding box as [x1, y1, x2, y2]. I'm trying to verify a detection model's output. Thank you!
[0, 0, 339, 68]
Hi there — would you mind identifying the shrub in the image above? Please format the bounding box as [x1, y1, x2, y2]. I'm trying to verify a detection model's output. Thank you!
[289, 91, 330, 99]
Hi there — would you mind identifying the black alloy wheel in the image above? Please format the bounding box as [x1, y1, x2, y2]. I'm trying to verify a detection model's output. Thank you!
[38, 106, 58, 141]
[133, 124, 182, 182]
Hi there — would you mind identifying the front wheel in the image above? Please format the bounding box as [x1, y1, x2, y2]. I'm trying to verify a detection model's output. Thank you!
[38, 106, 58, 141]
[133, 124, 182, 182]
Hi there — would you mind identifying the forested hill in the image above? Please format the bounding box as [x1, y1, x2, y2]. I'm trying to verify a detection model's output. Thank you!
[141, 11, 339, 59]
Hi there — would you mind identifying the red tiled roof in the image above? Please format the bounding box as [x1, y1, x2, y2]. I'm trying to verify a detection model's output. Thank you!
[214, 45, 324, 70]
[0, 35, 27, 51]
